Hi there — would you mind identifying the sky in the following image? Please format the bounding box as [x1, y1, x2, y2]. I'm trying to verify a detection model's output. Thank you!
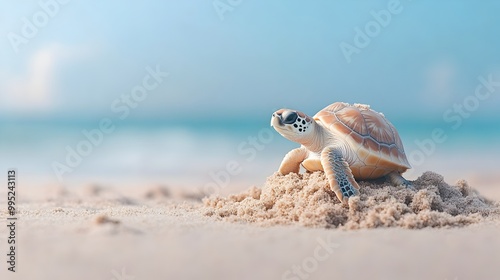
[1, 1, 499, 187]
[1, 0, 500, 123]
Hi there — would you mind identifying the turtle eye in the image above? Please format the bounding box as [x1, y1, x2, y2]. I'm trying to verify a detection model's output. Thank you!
[282, 111, 298, 124]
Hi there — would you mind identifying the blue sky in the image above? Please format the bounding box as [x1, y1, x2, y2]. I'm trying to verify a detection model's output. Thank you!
[1, 0, 500, 122]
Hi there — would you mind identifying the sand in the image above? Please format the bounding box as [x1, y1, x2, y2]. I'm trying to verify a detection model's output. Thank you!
[204, 171, 498, 229]
[1, 171, 499, 280]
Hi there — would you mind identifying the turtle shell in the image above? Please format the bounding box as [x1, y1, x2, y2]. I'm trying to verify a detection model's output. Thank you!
[314, 102, 411, 177]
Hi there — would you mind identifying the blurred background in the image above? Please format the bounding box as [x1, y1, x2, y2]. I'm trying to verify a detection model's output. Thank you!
[0, 1, 499, 197]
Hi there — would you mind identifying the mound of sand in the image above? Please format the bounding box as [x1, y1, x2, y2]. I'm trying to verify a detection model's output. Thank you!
[203, 171, 499, 229]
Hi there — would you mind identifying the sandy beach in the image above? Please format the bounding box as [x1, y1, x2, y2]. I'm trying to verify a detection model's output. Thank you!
[3, 1, 500, 280]
[1, 171, 499, 280]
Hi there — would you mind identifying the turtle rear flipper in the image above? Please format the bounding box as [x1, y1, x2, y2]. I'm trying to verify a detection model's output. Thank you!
[386, 171, 415, 190]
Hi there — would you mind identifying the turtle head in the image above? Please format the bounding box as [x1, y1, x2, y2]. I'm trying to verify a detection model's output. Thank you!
[271, 109, 315, 143]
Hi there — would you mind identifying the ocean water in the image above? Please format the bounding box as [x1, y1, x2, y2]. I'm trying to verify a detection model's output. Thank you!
[1, 117, 499, 189]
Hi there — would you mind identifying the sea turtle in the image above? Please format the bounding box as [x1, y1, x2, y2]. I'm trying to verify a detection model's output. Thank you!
[270, 102, 412, 204]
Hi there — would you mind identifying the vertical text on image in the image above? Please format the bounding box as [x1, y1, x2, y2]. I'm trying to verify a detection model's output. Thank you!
[6, 169, 17, 273]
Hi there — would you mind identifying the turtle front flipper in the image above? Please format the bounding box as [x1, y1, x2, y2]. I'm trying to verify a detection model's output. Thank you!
[278, 147, 308, 175]
[320, 146, 360, 204]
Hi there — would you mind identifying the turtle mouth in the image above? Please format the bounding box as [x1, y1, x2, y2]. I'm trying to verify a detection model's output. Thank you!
[271, 113, 285, 127]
